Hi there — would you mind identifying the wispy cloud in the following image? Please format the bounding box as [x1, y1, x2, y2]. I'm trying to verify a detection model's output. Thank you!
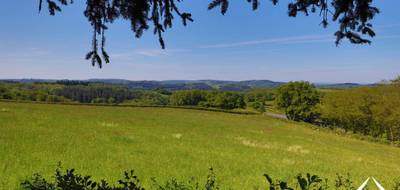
[199, 32, 400, 49]
[135, 49, 170, 57]
[199, 34, 333, 48]
[111, 48, 190, 58]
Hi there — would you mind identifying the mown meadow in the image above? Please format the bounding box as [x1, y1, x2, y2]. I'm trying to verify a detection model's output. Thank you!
[1, 102, 400, 189]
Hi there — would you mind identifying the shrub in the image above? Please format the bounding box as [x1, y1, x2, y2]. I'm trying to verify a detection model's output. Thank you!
[248, 101, 266, 113]
[20, 166, 400, 190]
[275, 81, 320, 122]
[198, 101, 211, 108]
[169, 90, 207, 106]
[244, 89, 274, 103]
[169, 90, 245, 110]
[91, 97, 107, 104]
[394, 178, 400, 190]
[151, 168, 218, 190]
[211, 92, 245, 110]
[21, 166, 219, 190]
[21, 164, 145, 190]
[320, 85, 400, 142]
[334, 174, 355, 190]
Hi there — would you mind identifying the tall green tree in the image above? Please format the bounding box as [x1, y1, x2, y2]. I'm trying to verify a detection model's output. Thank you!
[212, 92, 245, 110]
[169, 90, 207, 106]
[320, 84, 400, 141]
[275, 81, 320, 122]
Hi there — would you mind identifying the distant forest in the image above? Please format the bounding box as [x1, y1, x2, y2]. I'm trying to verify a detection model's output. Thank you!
[0, 80, 274, 112]
[1, 79, 367, 91]
[1, 79, 399, 144]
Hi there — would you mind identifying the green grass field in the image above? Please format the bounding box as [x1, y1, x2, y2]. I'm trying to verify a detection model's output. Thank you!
[1, 102, 400, 189]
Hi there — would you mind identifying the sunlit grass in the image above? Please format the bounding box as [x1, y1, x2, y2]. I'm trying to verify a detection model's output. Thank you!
[0, 102, 399, 189]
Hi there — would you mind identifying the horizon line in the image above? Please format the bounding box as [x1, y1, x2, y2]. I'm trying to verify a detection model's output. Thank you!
[0, 78, 373, 85]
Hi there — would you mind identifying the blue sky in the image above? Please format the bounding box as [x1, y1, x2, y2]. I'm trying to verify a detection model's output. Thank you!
[0, 1, 399, 83]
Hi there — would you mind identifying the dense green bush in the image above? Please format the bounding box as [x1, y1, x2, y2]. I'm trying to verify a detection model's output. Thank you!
[124, 91, 169, 106]
[0, 82, 171, 106]
[248, 101, 266, 112]
[169, 90, 208, 106]
[54, 84, 140, 103]
[244, 89, 274, 103]
[243, 89, 274, 113]
[0, 82, 70, 103]
[21, 165, 400, 190]
[320, 84, 400, 142]
[151, 168, 219, 190]
[169, 90, 246, 110]
[21, 168, 145, 190]
[394, 179, 400, 190]
[265, 173, 329, 190]
[275, 81, 320, 122]
[21, 166, 219, 190]
[211, 92, 245, 109]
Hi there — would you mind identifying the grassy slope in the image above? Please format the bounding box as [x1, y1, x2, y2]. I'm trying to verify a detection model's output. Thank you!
[0, 102, 399, 189]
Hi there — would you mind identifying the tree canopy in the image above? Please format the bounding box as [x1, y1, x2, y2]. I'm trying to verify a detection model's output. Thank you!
[275, 81, 320, 122]
[39, 0, 379, 68]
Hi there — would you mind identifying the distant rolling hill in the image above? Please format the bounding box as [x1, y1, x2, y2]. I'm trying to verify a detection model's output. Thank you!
[314, 83, 367, 89]
[1, 79, 368, 91]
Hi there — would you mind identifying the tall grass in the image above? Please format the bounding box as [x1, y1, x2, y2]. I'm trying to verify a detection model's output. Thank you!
[1, 102, 400, 189]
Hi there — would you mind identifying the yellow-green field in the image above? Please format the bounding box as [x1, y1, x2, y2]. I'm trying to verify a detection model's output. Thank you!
[0, 102, 399, 189]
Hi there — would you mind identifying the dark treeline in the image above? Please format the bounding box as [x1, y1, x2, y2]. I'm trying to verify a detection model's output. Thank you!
[0, 81, 273, 111]
[56, 80, 90, 86]
[169, 90, 246, 110]
[54, 85, 141, 104]
[0, 82, 70, 103]
[275, 80, 400, 143]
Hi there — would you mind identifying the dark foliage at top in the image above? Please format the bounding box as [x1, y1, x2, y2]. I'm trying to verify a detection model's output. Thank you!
[38, 0, 379, 68]
[208, 0, 378, 45]
[39, 0, 193, 68]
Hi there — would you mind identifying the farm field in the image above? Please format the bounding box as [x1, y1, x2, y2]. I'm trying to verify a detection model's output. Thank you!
[0, 101, 400, 189]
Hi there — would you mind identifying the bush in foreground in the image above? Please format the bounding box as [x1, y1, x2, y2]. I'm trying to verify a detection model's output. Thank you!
[20, 164, 400, 190]
[21, 165, 219, 190]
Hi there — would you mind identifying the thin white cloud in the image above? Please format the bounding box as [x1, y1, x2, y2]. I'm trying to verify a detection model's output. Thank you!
[199, 34, 332, 48]
[111, 48, 189, 58]
[135, 49, 170, 57]
[277, 38, 335, 45]
[199, 33, 400, 49]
